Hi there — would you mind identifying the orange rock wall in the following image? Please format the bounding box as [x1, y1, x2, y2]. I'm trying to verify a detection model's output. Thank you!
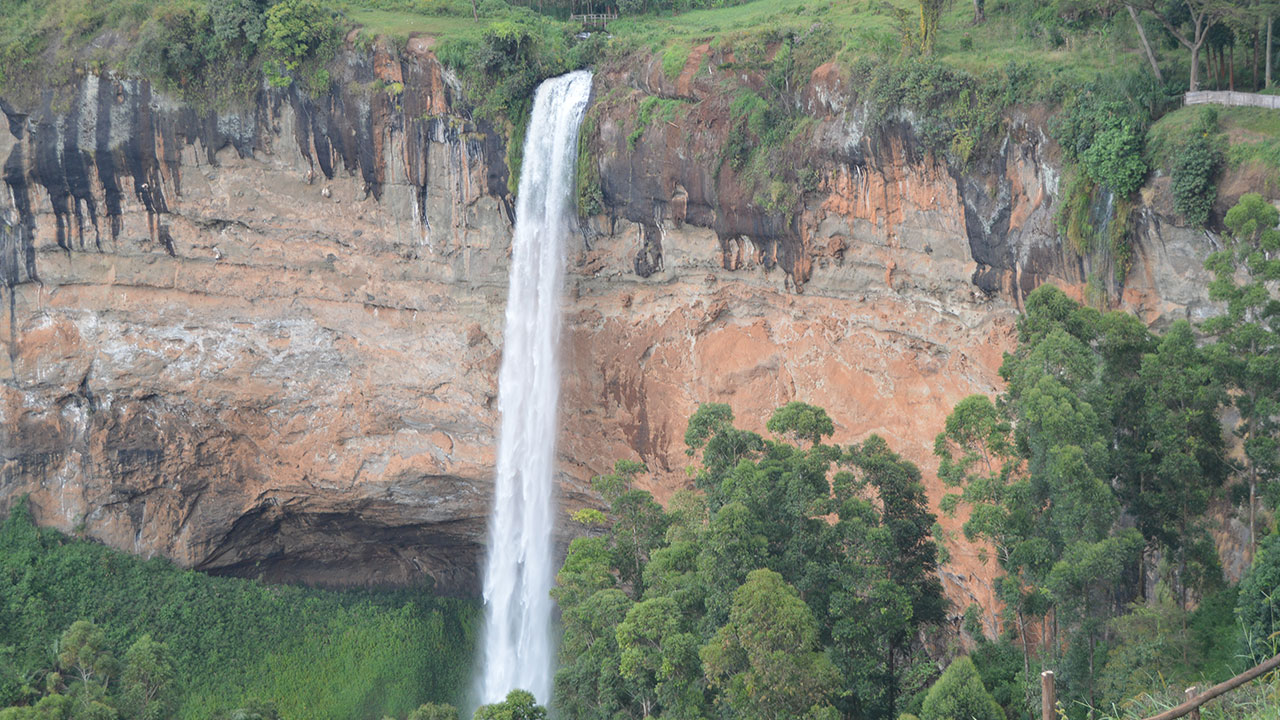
[0, 51, 1223, 605]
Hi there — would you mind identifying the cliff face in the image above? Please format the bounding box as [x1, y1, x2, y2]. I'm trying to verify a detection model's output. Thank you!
[0, 47, 1222, 598]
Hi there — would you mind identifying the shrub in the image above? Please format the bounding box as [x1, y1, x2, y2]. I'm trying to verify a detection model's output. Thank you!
[129, 3, 218, 89]
[209, 0, 269, 54]
[1081, 120, 1148, 197]
[262, 0, 340, 87]
[1171, 122, 1223, 228]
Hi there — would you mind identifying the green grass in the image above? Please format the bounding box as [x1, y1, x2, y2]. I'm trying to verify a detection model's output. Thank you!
[1148, 105, 1280, 176]
[0, 502, 478, 720]
[601, 0, 1126, 90]
[344, 7, 487, 43]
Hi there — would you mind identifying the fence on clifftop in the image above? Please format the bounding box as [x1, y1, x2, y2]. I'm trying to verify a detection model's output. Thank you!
[1184, 91, 1280, 109]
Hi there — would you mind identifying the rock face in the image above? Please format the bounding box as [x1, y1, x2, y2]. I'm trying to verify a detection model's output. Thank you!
[0, 48, 1226, 599]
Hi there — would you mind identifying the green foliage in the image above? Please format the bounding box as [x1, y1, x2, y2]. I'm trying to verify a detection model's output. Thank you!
[406, 703, 458, 720]
[1203, 193, 1280, 551]
[575, 106, 604, 216]
[766, 402, 834, 446]
[556, 403, 946, 720]
[0, 501, 478, 720]
[472, 690, 545, 720]
[660, 42, 690, 81]
[119, 636, 174, 720]
[700, 569, 839, 720]
[1081, 120, 1147, 197]
[56, 622, 116, 688]
[1171, 111, 1224, 228]
[920, 657, 1003, 720]
[209, 0, 269, 53]
[1055, 172, 1097, 256]
[1054, 95, 1148, 197]
[128, 3, 218, 90]
[627, 96, 686, 150]
[1239, 533, 1280, 663]
[937, 282, 1245, 716]
[262, 0, 340, 89]
[855, 56, 1013, 166]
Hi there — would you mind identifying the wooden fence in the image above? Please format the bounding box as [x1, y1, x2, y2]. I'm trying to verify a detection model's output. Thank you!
[1039, 652, 1280, 720]
[569, 11, 618, 28]
[1184, 91, 1280, 109]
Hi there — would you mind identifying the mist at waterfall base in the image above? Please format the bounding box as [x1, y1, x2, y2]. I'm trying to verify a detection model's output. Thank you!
[473, 70, 593, 710]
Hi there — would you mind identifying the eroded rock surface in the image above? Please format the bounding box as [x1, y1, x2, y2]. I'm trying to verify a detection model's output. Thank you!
[0, 49, 1227, 599]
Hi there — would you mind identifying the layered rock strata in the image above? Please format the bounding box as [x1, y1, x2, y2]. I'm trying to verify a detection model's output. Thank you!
[0, 47, 1224, 601]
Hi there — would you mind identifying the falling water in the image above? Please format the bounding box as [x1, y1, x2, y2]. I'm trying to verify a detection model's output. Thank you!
[475, 70, 593, 707]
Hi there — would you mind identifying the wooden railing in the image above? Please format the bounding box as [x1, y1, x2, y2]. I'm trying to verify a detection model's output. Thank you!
[570, 11, 618, 28]
[1039, 653, 1280, 720]
[1184, 91, 1280, 110]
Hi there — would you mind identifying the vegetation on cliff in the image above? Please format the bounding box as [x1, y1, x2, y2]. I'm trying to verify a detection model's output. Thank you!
[551, 194, 1280, 720]
[1, 0, 1275, 247]
[0, 501, 479, 720]
[553, 403, 945, 720]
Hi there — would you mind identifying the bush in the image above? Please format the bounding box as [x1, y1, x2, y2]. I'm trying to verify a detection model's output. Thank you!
[262, 0, 340, 88]
[1171, 115, 1223, 228]
[1081, 120, 1148, 197]
[1054, 83, 1157, 197]
[129, 3, 218, 89]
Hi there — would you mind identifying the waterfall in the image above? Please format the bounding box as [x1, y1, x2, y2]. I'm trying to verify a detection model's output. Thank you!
[475, 70, 593, 707]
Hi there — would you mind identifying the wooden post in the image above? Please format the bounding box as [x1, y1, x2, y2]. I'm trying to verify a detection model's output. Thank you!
[1185, 687, 1199, 720]
[1042, 670, 1056, 720]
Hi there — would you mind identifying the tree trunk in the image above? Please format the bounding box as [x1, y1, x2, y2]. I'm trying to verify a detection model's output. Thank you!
[1191, 40, 1203, 91]
[1268, 16, 1274, 89]
[1128, 5, 1164, 83]
[1229, 43, 1235, 91]
[973, 0, 984, 24]
[1254, 28, 1260, 90]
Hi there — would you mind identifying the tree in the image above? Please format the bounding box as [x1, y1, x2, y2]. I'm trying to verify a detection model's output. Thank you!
[1237, 532, 1280, 662]
[766, 402, 834, 447]
[616, 597, 705, 719]
[1171, 110, 1223, 228]
[208, 0, 269, 53]
[553, 589, 634, 720]
[1129, 0, 1241, 90]
[700, 570, 839, 720]
[843, 436, 946, 718]
[696, 502, 767, 630]
[1203, 193, 1280, 551]
[1126, 3, 1165, 82]
[120, 635, 174, 720]
[262, 0, 337, 85]
[919, 657, 1003, 720]
[473, 690, 546, 720]
[592, 461, 670, 597]
[1134, 320, 1228, 614]
[56, 622, 115, 688]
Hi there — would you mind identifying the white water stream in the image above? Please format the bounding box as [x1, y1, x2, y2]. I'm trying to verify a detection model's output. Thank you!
[475, 70, 593, 707]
